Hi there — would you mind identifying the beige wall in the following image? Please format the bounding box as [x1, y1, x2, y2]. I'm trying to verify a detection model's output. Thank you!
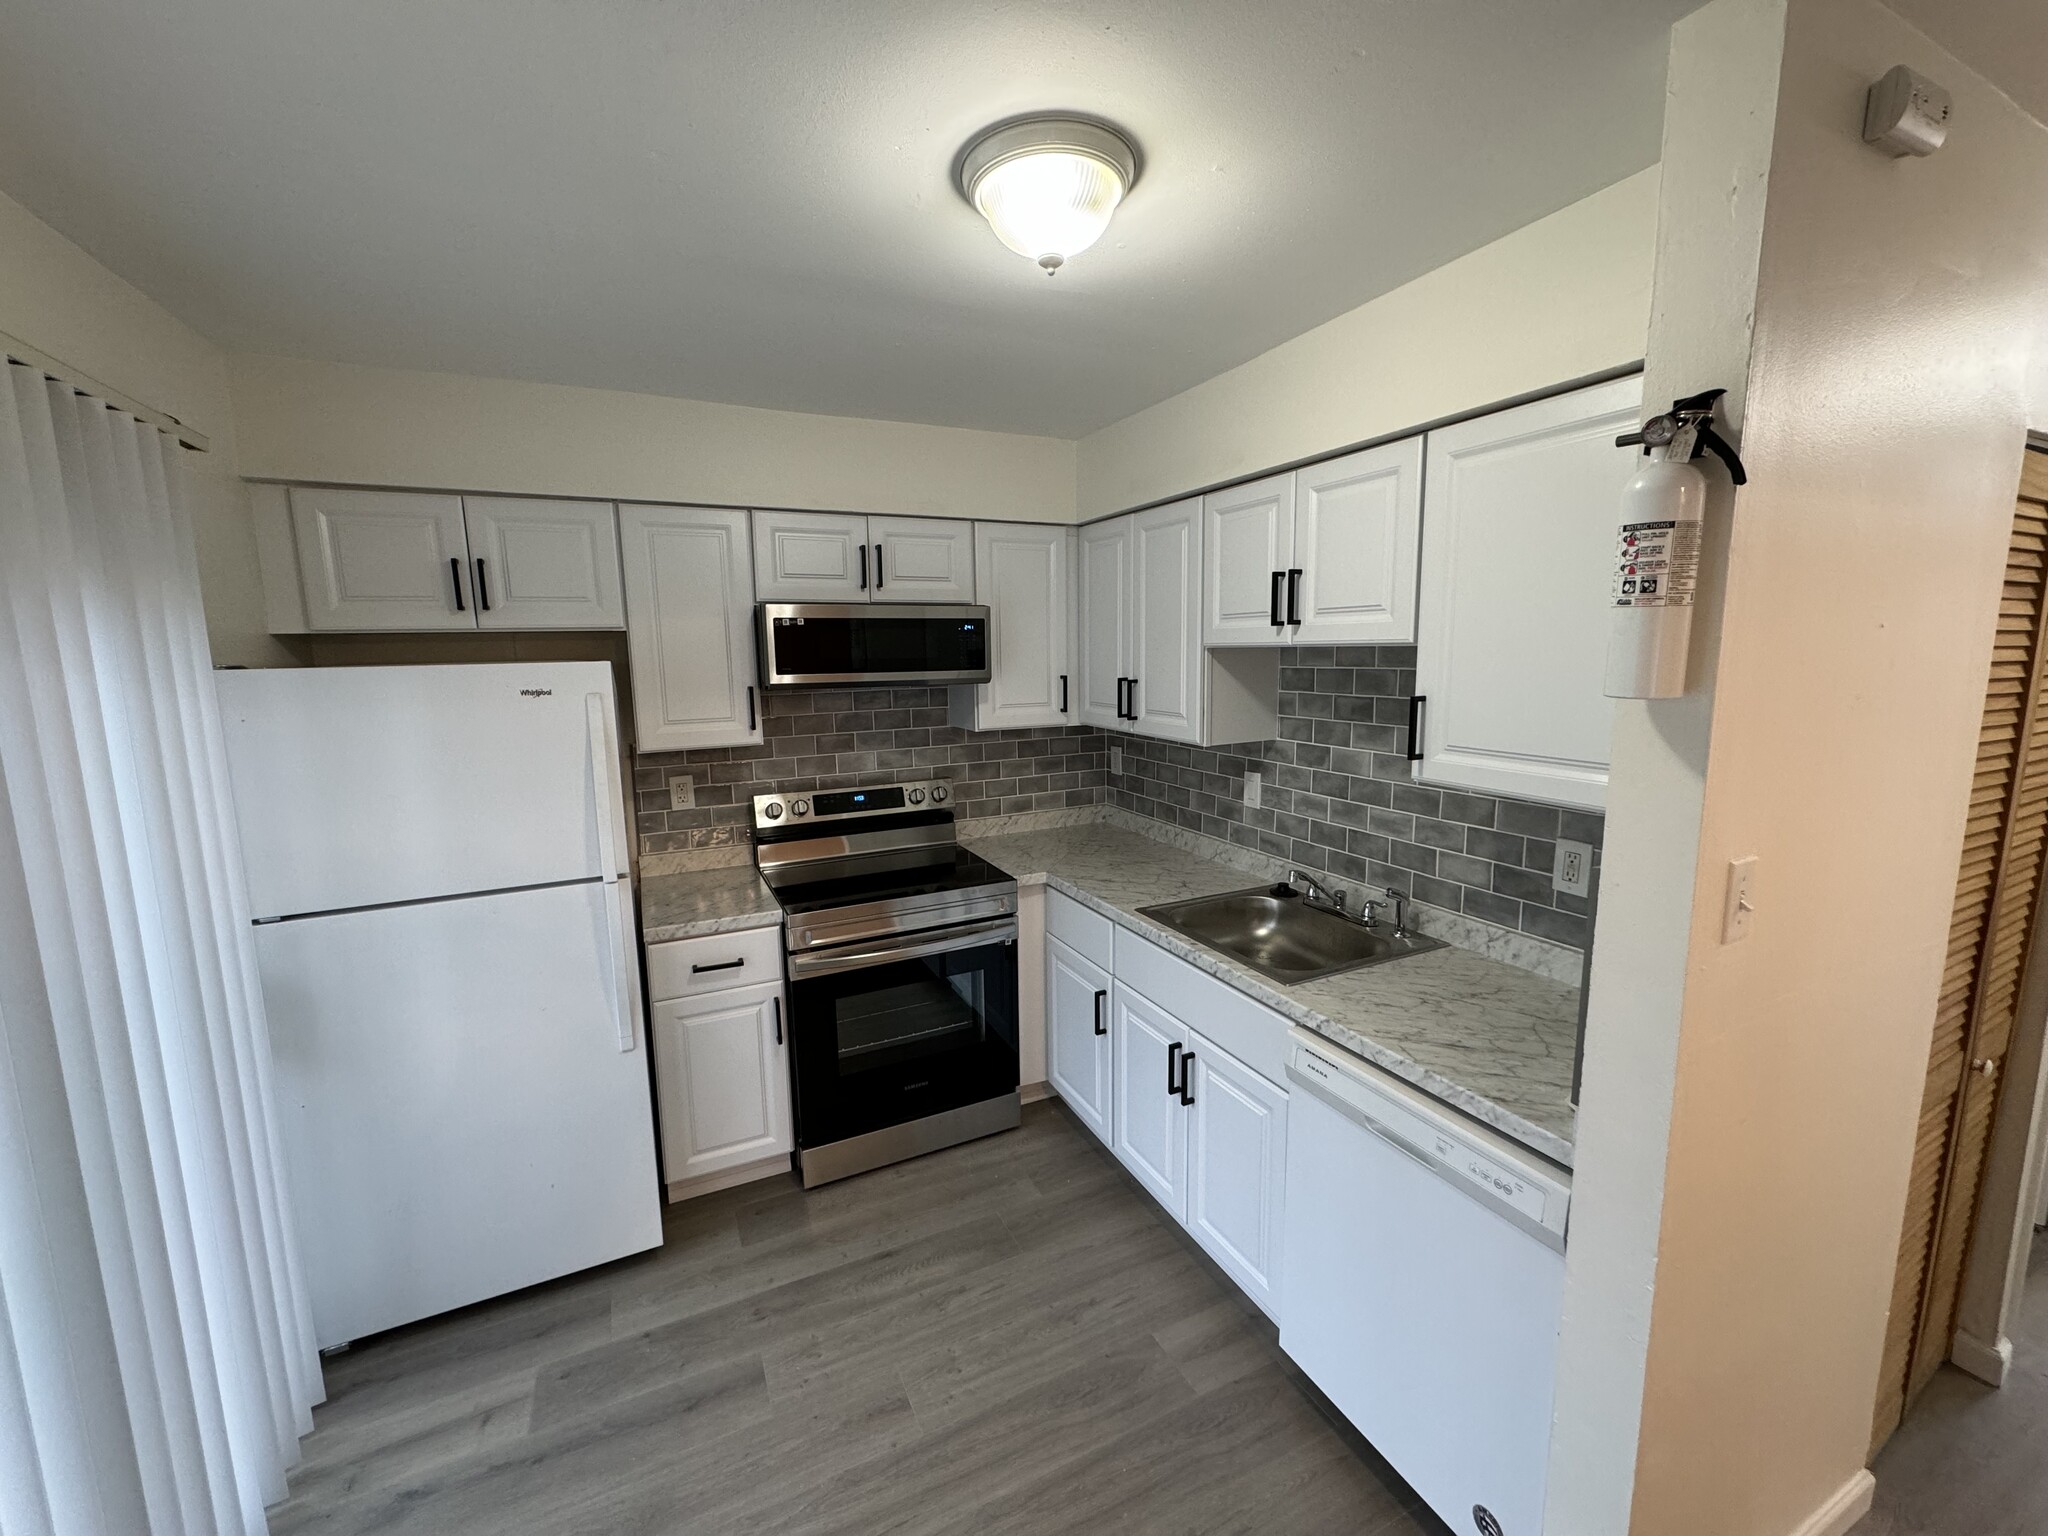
[1550, 1, 2048, 1531]
[229, 354, 1077, 524]
[0, 189, 291, 666]
[1073, 168, 1660, 520]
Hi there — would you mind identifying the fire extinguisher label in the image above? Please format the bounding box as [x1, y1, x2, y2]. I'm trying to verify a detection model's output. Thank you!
[1612, 519, 1701, 608]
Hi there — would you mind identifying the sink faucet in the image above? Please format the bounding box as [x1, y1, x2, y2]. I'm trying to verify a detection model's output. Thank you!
[1289, 869, 1345, 914]
[1384, 886, 1410, 938]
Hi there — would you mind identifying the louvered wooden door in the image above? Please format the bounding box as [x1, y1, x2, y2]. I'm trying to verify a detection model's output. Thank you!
[1874, 449, 2048, 1449]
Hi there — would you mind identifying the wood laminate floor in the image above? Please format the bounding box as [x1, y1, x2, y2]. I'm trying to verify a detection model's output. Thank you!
[269, 1100, 1446, 1535]
[1858, 1230, 2048, 1535]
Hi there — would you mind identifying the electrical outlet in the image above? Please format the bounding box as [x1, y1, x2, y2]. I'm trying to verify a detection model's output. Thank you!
[1553, 839, 1593, 899]
[1110, 746, 1123, 778]
[668, 775, 696, 811]
[1243, 769, 1262, 809]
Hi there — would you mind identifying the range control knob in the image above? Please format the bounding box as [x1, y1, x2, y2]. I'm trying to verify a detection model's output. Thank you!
[762, 803, 783, 821]
[792, 799, 810, 816]
[906, 787, 926, 806]
[929, 784, 950, 804]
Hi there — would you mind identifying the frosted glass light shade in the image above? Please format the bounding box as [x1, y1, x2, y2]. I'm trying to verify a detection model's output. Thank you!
[958, 118, 1138, 274]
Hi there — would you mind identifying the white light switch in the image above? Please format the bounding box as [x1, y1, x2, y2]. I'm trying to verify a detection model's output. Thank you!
[1722, 856, 1758, 943]
[1244, 769, 1262, 809]
[668, 775, 696, 811]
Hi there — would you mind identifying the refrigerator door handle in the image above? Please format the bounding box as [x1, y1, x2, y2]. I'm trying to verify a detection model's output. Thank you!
[586, 693, 639, 1052]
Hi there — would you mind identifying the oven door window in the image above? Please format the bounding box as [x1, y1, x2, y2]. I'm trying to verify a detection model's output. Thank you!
[788, 933, 1018, 1148]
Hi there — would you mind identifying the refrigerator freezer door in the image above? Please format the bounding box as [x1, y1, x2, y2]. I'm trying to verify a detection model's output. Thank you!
[217, 662, 625, 918]
[257, 880, 661, 1349]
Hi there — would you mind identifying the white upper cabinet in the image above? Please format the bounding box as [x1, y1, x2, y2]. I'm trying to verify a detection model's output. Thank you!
[1290, 439, 1423, 645]
[1414, 375, 1643, 810]
[463, 497, 625, 630]
[1078, 503, 1277, 746]
[751, 510, 871, 602]
[1076, 516, 1132, 730]
[870, 516, 976, 602]
[949, 522, 1071, 731]
[751, 510, 974, 604]
[289, 488, 474, 631]
[1203, 473, 1295, 645]
[1130, 498, 1204, 743]
[620, 504, 763, 754]
[284, 487, 624, 634]
[1200, 441, 1423, 648]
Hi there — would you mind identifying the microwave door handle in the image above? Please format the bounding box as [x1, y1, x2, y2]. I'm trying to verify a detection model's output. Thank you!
[585, 692, 638, 1052]
[787, 918, 1017, 979]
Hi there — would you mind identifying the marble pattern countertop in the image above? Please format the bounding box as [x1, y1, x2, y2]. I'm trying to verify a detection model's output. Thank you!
[638, 863, 782, 943]
[965, 822, 1581, 1166]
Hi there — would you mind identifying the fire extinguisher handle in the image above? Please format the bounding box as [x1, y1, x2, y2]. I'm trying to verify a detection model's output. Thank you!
[1696, 424, 1749, 486]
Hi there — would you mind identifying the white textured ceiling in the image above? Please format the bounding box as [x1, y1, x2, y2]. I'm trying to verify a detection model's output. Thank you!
[0, 0, 1694, 437]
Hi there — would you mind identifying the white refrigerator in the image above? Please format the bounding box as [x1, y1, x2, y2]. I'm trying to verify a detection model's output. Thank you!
[216, 662, 661, 1350]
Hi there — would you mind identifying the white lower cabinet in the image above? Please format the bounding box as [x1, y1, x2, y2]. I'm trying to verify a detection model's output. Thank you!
[1045, 935, 1112, 1143]
[646, 943, 792, 1198]
[1111, 985, 1191, 1219]
[1045, 893, 1289, 1321]
[1184, 1038, 1288, 1316]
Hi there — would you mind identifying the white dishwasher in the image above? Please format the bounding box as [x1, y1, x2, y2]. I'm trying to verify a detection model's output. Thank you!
[1280, 1028, 1570, 1536]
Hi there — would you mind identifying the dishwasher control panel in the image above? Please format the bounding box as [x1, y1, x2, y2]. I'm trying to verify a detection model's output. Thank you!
[1287, 1033, 1570, 1245]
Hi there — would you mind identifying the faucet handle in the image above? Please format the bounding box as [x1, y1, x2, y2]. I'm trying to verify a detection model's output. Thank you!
[1383, 886, 1410, 936]
[1357, 896, 1384, 927]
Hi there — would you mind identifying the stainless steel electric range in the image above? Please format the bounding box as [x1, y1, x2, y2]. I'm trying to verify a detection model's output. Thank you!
[753, 780, 1020, 1188]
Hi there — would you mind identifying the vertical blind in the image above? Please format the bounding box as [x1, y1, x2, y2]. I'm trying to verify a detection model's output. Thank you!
[0, 360, 320, 1533]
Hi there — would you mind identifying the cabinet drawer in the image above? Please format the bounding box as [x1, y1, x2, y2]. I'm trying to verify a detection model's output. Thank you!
[1114, 927, 1288, 1088]
[646, 925, 784, 1003]
[1047, 889, 1114, 971]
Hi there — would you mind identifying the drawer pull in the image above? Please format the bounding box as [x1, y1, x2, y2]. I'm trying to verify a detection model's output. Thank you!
[1093, 988, 1107, 1036]
[690, 957, 746, 975]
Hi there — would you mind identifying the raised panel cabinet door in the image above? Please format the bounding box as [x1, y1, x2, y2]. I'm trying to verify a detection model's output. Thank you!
[1291, 438, 1424, 645]
[1414, 376, 1643, 810]
[1184, 1033, 1289, 1321]
[288, 487, 474, 631]
[1076, 516, 1132, 731]
[463, 497, 625, 630]
[650, 980, 792, 1182]
[1110, 984, 1189, 1221]
[1045, 936, 1113, 1146]
[869, 515, 975, 603]
[969, 522, 1069, 728]
[1203, 473, 1294, 646]
[1130, 498, 1204, 744]
[751, 509, 872, 602]
[620, 504, 764, 753]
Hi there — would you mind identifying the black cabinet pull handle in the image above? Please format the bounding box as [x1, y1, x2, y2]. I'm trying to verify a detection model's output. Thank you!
[1166, 1040, 1181, 1097]
[1178, 1051, 1196, 1106]
[772, 995, 783, 1046]
[1093, 988, 1107, 1036]
[873, 542, 884, 589]
[1286, 568, 1303, 626]
[746, 685, 757, 732]
[858, 544, 868, 590]
[1406, 694, 1426, 762]
[1127, 677, 1138, 720]
[474, 558, 491, 612]
[690, 957, 746, 974]
[449, 556, 466, 612]
[1269, 570, 1285, 628]
[1059, 674, 1068, 714]
[1115, 678, 1125, 719]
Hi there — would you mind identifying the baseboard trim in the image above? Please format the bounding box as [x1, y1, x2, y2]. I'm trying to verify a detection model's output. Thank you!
[1789, 1469, 1875, 1536]
[1021, 1080, 1053, 1105]
[1951, 1327, 2014, 1387]
[665, 1153, 793, 1203]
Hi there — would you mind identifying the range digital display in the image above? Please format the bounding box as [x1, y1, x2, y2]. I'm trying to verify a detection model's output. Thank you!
[813, 787, 906, 817]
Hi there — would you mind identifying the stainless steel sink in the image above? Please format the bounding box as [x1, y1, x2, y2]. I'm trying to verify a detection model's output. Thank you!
[1139, 885, 1444, 984]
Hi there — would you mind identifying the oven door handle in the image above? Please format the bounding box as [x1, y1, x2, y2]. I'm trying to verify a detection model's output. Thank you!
[786, 918, 1017, 980]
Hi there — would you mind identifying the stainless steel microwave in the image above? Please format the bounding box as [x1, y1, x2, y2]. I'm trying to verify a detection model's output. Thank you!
[757, 603, 992, 688]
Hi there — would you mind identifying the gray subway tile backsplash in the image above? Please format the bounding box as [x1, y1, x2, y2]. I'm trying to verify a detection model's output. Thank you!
[637, 645, 1603, 958]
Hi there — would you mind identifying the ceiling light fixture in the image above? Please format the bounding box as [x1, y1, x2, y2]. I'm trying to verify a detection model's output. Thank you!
[956, 116, 1139, 275]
